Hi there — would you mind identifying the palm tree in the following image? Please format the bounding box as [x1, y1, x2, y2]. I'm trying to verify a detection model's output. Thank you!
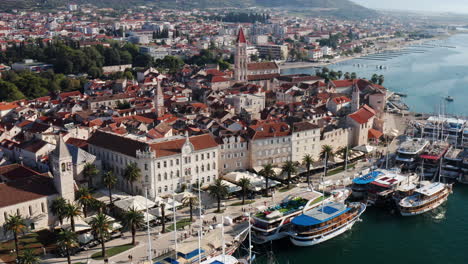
[83, 163, 99, 188]
[258, 164, 276, 197]
[3, 213, 27, 258]
[56, 229, 78, 264]
[208, 179, 229, 213]
[103, 170, 117, 206]
[50, 197, 67, 225]
[337, 70, 343, 80]
[378, 75, 385, 85]
[351, 72, 357, 79]
[124, 162, 141, 194]
[122, 207, 145, 246]
[302, 154, 314, 186]
[64, 202, 82, 232]
[76, 187, 94, 218]
[371, 73, 379, 84]
[320, 145, 335, 176]
[344, 72, 351, 80]
[89, 213, 112, 259]
[336, 147, 349, 170]
[17, 248, 40, 264]
[281, 161, 298, 189]
[238, 177, 251, 205]
[181, 194, 199, 222]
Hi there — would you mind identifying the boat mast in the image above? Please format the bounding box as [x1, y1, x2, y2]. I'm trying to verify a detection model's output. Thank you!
[198, 174, 203, 264]
[221, 214, 226, 264]
[345, 146, 348, 172]
[248, 213, 252, 264]
[172, 176, 178, 262]
[145, 186, 152, 262]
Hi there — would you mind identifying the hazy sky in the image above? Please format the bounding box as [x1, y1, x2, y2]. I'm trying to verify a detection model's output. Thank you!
[352, 0, 468, 13]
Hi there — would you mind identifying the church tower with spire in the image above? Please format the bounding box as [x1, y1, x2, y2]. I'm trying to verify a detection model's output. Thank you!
[51, 136, 75, 202]
[234, 27, 248, 82]
[154, 80, 165, 116]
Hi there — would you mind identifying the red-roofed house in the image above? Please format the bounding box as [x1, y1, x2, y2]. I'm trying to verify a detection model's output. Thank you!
[347, 104, 376, 146]
[326, 95, 351, 114]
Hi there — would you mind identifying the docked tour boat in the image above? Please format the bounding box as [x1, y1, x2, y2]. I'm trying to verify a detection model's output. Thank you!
[289, 202, 366, 246]
[251, 189, 350, 244]
[367, 170, 419, 207]
[395, 138, 429, 169]
[398, 182, 453, 216]
[351, 170, 384, 199]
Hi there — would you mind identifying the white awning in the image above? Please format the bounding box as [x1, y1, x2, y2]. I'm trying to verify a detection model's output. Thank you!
[114, 195, 156, 211]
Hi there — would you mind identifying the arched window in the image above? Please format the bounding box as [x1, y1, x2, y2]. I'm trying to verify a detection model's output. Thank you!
[164, 185, 168, 192]
[201, 165, 204, 172]
[61, 163, 66, 172]
[201, 177, 205, 183]
[207, 164, 210, 170]
[207, 176, 211, 182]
[158, 187, 162, 193]
[158, 174, 161, 181]
[164, 172, 167, 180]
[170, 171, 174, 179]
[196, 166, 199, 173]
[213, 162, 216, 169]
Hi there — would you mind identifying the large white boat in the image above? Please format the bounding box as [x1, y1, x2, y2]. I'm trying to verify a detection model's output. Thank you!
[289, 202, 366, 247]
[251, 189, 350, 244]
[395, 138, 429, 169]
[367, 170, 419, 207]
[398, 182, 452, 216]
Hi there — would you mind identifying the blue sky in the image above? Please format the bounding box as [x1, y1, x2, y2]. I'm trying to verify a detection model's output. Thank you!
[352, 0, 468, 13]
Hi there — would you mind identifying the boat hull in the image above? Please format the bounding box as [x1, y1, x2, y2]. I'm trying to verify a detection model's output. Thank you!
[289, 203, 366, 247]
[399, 194, 449, 216]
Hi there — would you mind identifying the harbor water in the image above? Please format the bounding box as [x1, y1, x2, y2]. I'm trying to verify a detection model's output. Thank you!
[254, 185, 468, 263]
[282, 33, 468, 116]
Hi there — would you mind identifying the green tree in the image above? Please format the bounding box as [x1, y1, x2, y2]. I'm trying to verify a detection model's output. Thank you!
[281, 161, 298, 189]
[50, 197, 67, 225]
[238, 177, 251, 205]
[258, 164, 276, 197]
[76, 187, 94, 218]
[344, 72, 351, 80]
[351, 72, 357, 79]
[378, 75, 385, 85]
[89, 213, 112, 259]
[103, 170, 117, 206]
[0, 80, 25, 102]
[64, 202, 82, 232]
[302, 154, 314, 186]
[56, 229, 78, 264]
[16, 248, 40, 264]
[83, 163, 99, 188]
[336, 147, 349, 170]
[122, 207, 145, 246]
[208, 179, 229, 213]
[320, 145, 335, 176]
[182, 194, 199, 222]
[337, 70, 343, 80]
[3, 213, 27, 258]
[371, 74, 379, 84]
[124, 162, 141, 195]
[158, 202, 166, 233]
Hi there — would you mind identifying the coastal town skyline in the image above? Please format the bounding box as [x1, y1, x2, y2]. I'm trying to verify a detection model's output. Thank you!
[0, 1, 467, 264]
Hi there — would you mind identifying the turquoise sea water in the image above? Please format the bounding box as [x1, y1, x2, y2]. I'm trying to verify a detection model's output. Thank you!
[283, 33, 468, 116]
[253, 185, 468, 264]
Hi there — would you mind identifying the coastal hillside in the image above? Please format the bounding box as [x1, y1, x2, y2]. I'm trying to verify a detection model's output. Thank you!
[1, 0, 377, 19]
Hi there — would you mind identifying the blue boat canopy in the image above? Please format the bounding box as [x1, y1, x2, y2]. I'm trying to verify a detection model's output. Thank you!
[178, 249, 205, 259]
[292, 203, 350, 227]
[164, 258, 179, 264]
[352, 171, 384, 185]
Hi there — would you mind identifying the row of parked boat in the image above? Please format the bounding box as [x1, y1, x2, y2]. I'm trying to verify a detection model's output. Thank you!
[250, 165, 453, 247]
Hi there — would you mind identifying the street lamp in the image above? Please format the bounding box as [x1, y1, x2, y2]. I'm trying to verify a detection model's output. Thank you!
[144, 184, 153, 262]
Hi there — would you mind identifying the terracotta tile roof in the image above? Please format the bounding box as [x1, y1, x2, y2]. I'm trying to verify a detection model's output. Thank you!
[368, 128, 383, 139]
[250, 121, 291, 140]
[247, 62, 278, 71]
[149, 134, 218, 158]
[0, 102, 19, 111]
[348, 104, 376, 124]
[332, 79, 354, 88]
[237, 27, 246, 44]
[66, 137, 89, 149]
[247, 73, 280, 81]
[0, 164, 57, 208]
[88, 130, 147, 158]
[293, 121, 320, 132]
[332, 96, 351, 105]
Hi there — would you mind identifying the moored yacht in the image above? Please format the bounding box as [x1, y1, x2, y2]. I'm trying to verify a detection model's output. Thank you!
[420, 141, 450, 180]
[351, 170, 385, 199]
[367, 170, 419, 207]
[395, 138, 429, 169]
[289, 202, 366, 246]
[398, 182, 452, 216]
[251, 189, 350, 244]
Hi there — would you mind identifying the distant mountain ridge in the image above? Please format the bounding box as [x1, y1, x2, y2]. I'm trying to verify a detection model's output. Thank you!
[1, 0, 377, 19]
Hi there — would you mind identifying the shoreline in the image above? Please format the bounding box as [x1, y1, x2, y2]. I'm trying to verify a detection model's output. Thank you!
[279, 35, 452, 71]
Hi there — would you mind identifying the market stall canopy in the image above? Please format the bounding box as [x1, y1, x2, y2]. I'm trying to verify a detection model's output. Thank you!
[61, 217, 91, 232]
[353, 145, 375, 153]
[114, 196, 156, 211]
[222, 180, 241, 193]
[77, 233, 94, 244]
